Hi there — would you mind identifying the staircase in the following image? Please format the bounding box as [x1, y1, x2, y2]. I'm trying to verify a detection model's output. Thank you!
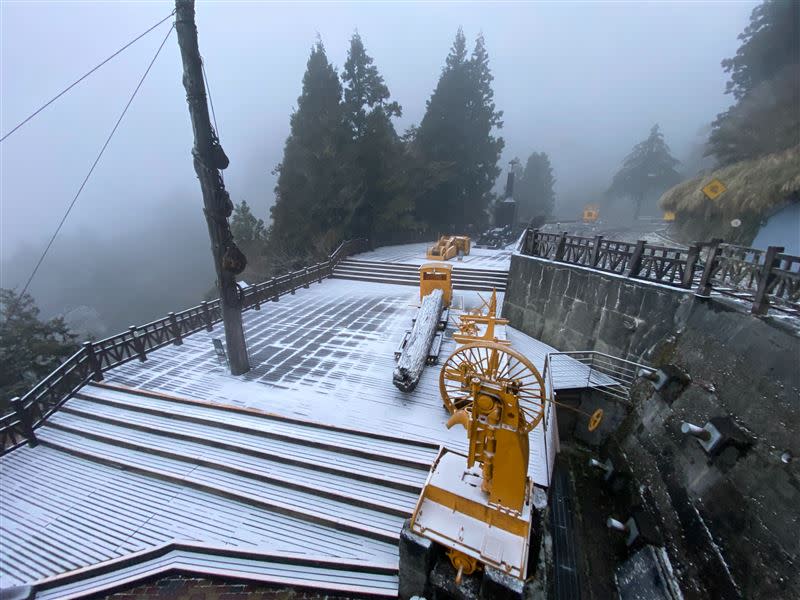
[332, 258, 508, 292]
[2, 381, 442, 594]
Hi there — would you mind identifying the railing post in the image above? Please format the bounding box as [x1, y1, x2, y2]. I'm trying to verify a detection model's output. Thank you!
[317, 263, 324, 283]
[129, 326, 147, 362]
[83, 341, 104, 381]
[591, 235, 604, 267]
[11, 397, 37, 447]
[522, 228, 533, 255]
[304, 267, 310, 289]
[752, 246, 784, 315]
[682, 244, 701, 289]
[168, 312, 183, 346]
[696, 239, 723, 297]
[554, 231, 568, 262]
[625, 240, 646, 278]
[270, 277, 279, 301]
[201, 301, 213, 331]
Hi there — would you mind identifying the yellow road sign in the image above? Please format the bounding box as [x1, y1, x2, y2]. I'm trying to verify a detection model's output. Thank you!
[702, 178, 727, 200]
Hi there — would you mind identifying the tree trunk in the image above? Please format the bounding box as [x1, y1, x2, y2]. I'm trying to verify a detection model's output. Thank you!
[175, 0, 250, 374]
[393, 289, 443, 392]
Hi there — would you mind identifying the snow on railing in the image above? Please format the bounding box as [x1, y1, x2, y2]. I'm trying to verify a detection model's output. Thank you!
[521, 228, 799, 316]
[1, 238, 369, 455]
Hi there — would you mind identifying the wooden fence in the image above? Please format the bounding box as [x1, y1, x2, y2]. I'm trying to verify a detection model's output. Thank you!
[520, 229, 800, 317]
[0, 239, 369, 455]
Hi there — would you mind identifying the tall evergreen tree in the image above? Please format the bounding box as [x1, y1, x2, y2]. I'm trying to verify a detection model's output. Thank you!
[414, 29, 504, 230]
[270, 40, 349, 256]
[607, 125, 681, 219]
[707, 0, 799, 165]
[340, 33, 412, 240]
[514, 152, 556, 222]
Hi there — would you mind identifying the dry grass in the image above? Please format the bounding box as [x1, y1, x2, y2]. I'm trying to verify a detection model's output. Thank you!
[660, 145, 800, 218]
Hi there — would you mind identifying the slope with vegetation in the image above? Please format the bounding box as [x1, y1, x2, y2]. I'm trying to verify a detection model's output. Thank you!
[660, 0, 799, 243]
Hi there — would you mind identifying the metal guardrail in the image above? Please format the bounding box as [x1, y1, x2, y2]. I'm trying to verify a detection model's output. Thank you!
[1, 238, 369, 455]
[544, 351, 656, 405]
[520, 229, 800, 316]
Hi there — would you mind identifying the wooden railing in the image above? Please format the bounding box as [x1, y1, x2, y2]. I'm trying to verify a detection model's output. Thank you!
[520, 229, 799, 316]
[1, 238, 369, 455]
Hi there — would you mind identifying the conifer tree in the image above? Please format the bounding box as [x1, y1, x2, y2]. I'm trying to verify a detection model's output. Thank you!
[414, 29, 504, 230]
[607, 125, 681, 218]
[270, 40, 349, 256]
[514, 152, 556, 222]
[340, 33, 411, 240]
[231, 200, 266, 245]
[707, 0, 799, 165]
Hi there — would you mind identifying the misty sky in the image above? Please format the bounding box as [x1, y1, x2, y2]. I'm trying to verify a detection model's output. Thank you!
[0, 0, 756, 326]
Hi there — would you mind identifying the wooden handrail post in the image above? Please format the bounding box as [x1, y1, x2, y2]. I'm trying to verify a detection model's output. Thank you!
[554, 231, 568, 262]
[201, 301, 213, 331]
[11, 397, 37, 447]
[304, 267, 310, 289]
[168, 312, 183, 346]
[696, 239, 723, 297]
[270, 277, 279, 302]
[83, 341, 104, 381]
[752, 246, 784, 315]
[129, 326, 147, 362]
[682, 244, 701, 289]
[625, 240, 646, 278]
[591, 235, 604, 267]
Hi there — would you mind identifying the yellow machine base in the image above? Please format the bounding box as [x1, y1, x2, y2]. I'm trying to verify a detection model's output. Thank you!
[410, 448, 533, 580]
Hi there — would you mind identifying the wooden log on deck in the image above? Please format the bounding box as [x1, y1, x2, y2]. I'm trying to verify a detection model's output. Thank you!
[393, 289, 444, 392]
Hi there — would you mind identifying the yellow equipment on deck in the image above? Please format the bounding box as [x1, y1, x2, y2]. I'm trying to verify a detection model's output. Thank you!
[583, 204, 599, 223]
[410, 341, 546, 582]
[453, 289, 509, 345]
[411, 341, 605, 584]
[427, 235, 471, 261]
[419, 263, 453, 308]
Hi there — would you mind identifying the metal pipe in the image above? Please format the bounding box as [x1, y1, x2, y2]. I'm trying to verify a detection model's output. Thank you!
[681, 422, 711, 441]
[588, 458, 610, 473]
[606, 518, 628, 533]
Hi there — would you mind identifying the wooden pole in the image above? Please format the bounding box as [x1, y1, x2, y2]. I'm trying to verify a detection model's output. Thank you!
[174, 0, 250, 374]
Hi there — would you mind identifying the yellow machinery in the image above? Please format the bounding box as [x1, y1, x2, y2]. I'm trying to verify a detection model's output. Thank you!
[411, 342, 545, 582]
[419, 262, 453, 308]
[583, 204, 599, 223]
[427, 235, 471, 261]
[663, 210, 676, 222]
[453, 289, 509, 345]
[410, 341, 603, 583]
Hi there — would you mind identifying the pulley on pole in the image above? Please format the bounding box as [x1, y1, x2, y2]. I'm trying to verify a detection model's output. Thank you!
[174, 0, 250, 375]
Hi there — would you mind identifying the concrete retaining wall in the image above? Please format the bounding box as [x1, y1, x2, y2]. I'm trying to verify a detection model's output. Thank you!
[503, 254, 799, 599]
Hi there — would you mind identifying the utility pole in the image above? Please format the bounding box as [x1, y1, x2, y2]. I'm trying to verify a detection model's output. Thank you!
[174, 0, 250, 375]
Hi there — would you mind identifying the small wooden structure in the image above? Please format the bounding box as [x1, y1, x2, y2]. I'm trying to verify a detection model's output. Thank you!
[582, 204, 599, 223]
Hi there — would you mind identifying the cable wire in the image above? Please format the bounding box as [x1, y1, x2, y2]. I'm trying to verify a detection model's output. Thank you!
[18, 24, 175, 299]
[0, 11, 175, 143]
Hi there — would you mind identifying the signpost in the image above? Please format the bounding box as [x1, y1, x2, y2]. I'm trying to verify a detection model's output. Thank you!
[702, 178, 727, 201]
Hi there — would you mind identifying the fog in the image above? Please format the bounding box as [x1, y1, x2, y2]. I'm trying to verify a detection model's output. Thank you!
[0, 1, 756, 332]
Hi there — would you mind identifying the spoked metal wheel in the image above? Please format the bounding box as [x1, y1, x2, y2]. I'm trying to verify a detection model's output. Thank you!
[439, 341, 546, 433]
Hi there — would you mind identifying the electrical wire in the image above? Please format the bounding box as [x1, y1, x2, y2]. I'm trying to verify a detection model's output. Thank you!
[0, 11, 175, 143]
[18, 24, 175, 300]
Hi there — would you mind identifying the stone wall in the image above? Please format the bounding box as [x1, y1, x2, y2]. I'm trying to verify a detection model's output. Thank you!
[503, 254, 799, 599]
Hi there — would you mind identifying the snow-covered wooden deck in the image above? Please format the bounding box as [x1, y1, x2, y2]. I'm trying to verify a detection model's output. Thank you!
[0, 246, 606, 594]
